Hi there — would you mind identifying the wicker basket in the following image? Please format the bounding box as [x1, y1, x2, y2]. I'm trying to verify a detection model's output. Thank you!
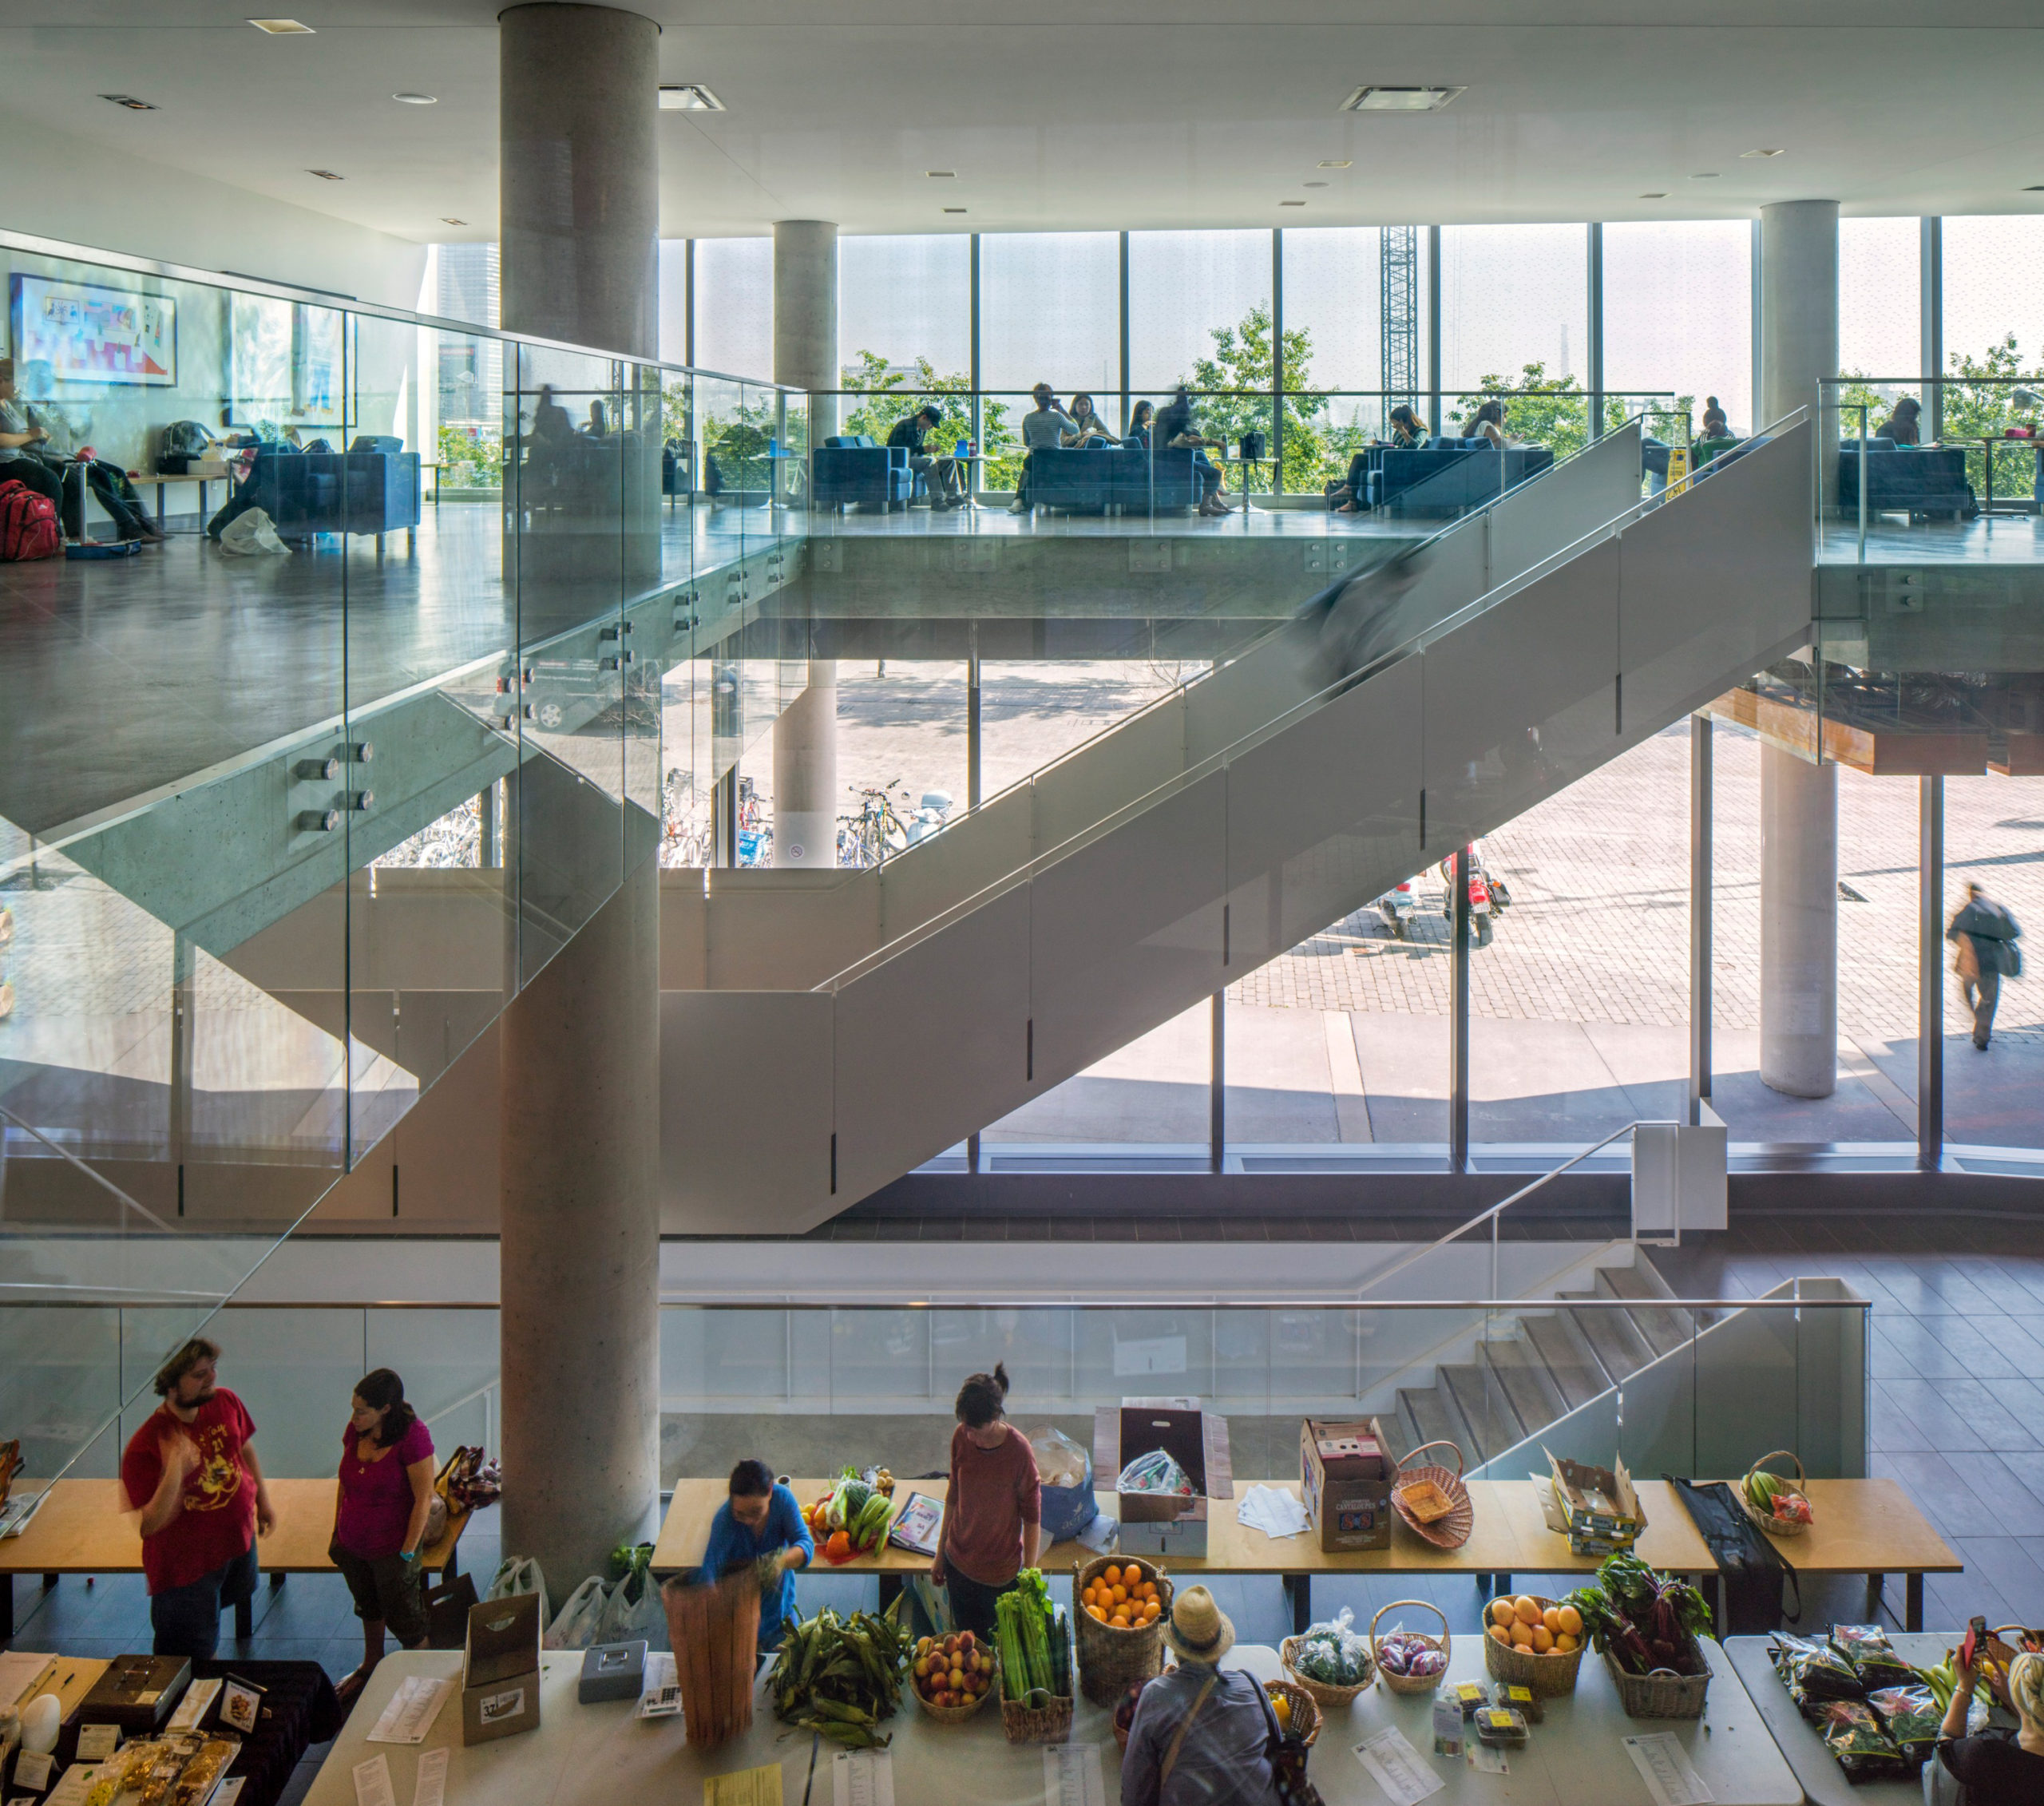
[1279, 1635, 1375, 1707]
[1480, 1596, 1586, 1696]
[1604, 1644, 1712, 1720]
[1264, 1680, 1322, 1746]
[1001, 1693, 1075, 1745]
[1074, 1555, 1172, 1706]
[913, 1658, 997, 1725]
[1391, 1442, 1476, 1551]
[1369, 1599, 1452, 1697]
[1737, 1449, 1812, 1539]
[661, 1573, 761, 1748]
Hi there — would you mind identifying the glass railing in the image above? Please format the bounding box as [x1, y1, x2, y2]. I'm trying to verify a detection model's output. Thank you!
[1818, 375, 2044, 564]
[0, 228, 812, 1491]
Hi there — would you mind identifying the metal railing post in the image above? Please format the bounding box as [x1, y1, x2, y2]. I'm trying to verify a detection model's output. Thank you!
[1450, 847, 1471, 1172]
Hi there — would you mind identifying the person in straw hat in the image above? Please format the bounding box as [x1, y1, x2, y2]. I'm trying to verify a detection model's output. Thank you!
[1120, 1585, 1282, 1806]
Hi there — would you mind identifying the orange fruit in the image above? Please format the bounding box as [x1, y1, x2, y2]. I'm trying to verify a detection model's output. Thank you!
[1103, 1565, 1121, 1586]
[1111, 1613, 1130, 1629]
[1555, 1633, 1579, 1654]
[1143, 1600, 1161, 1621]
[1088, 1604, 1107, 1622]
[1112, 1586, 1128, 1605]
[1543, 1606, 1562, 1635]
[1489, 1600, 1515, 1629]
[1531, 1626, 1555, 1654]
[1510, 1622, 1534, 1649]
[1557, 1605, 1583, 1638]
[1489, 1624, 1511, 1646]
[1513, 1596, 1541, 1626]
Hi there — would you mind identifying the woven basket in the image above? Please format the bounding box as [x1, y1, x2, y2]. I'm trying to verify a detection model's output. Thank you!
[1279, 1635, 1374, 1707]
[1264, 1680, 1322, 1746]
[1001, 1692, 1074, 1745]
[661, 1573, 760, 1749]
[1480, 1596, 1586, 1696]
[1391, 1442, 1475, 1551]
[1604, 1644, 1711, 1720]
[1074, 1555, 1172, 1705]
[1737, 1449, 1811, 1539]
[1370, 1599, 1452, 1697]
[913, 1656, 996, 1725]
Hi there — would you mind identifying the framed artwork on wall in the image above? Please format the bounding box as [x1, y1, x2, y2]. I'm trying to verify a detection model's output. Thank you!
[11, 273, 177, 386]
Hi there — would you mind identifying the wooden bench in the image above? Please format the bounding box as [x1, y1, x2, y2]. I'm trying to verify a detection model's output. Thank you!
[0, 1475, 471, 1639]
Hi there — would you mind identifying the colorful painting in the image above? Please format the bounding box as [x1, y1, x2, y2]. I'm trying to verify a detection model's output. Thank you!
[11, 274, 176, 386]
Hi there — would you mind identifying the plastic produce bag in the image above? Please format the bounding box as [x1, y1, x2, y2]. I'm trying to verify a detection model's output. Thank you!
[1031, 1427, 1099, 1542]
[216, 506, 292, 556]
[1117, 1448, 1194, 1497]
[1292, 1606, 1375, 1687]
[1032, 1428, 1087, 1489]
[484, 1555, 551, 1634]
[544, 1575, 612, 1650]
[596, 1545, 668, 1648]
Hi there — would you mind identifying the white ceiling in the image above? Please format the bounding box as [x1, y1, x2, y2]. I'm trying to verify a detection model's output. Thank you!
[4, 0, 2042, 244]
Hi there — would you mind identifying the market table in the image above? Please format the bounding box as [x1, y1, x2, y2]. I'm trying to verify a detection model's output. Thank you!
[1732, 1479, 1960, 1633]
[1725, 1630, 2014, 1806]
[653, 1478, 1714, 1635]
[0, 1477, 471, 1639]
[299, 1632, 1800, 1806]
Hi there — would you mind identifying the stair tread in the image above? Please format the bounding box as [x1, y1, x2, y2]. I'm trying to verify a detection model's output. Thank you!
[1594, 1268, 1694, 1357]
[1399, 1384, 1473, 1463]
[1482, 1337, 1568, 1439]
[1522, 1314, 1608, 1410]
[1566, 1301, 1654, 1383]
[1441, 1363, 1523, 1463]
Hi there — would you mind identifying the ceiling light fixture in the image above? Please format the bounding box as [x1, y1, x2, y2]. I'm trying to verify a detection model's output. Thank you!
[658, 84, 723, 111]
[248, 18, 315, 32]
[393, 93, 438, 105]
[1342, 85, 1464, 113]
[100, 93, 158, 110]
[1689, 172, 1720, 180]
[1640, 192, 1670, 200]
[1281, 200, 1307, 207]
[2026, 185, 2044, 193]
[1741, 147, 1785, 158]
[1304, 181, 1329, 188]
[1317, 159, 1353, 168]
[926, 170, 956, 179]
[442, 217, 467, 225]
[943, 207, 967, 214]
[307, 168, 344, 180]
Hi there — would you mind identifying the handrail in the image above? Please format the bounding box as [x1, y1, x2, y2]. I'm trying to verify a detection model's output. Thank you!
[818, 409, 1803, 995]
[1353, 1119, 1678, 1302]
[0, 1292, 1862, 1312]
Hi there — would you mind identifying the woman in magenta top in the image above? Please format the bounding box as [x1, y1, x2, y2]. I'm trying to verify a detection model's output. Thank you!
[327, 1369, 437, 1702]
[930, 1363, 1041, 1639]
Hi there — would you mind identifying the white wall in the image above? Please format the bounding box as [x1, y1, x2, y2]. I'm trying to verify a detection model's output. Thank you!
[0, 115, 426, 310]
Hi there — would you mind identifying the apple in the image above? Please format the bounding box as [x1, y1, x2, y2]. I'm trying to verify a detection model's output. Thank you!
[943, 1635, 960, 1657]
[958, 1630, 976, 1650]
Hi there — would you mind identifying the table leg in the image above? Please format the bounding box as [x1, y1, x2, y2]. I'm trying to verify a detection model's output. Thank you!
[1282, 1575, 1311, 1637]
[1867, 1572, 1885, 1619]
[199, 481, 210, 521]
[270, 1572, 287, 1590]
[234, 1594, 253, 1638]
[155, 481, 166, 529]
[1907, 1573, 1924, 1634]
[877, 1574, 905, 1618]
[2, 1574, 12, 1638]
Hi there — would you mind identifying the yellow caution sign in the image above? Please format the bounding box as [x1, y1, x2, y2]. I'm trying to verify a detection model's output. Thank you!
[1666, 443, 1692, 497]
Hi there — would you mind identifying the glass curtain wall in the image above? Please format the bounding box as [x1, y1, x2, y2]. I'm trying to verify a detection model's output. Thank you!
[693, 236, 774, 380]
[1279, 228, 1392, 491]
[1941, 216, 2044, 505]
[1944, 774, 2044, 1150]
[979, 232, 1119, 486]
[1602, 220, 1753, 437]
[1128, 230, 1274, 485]
[1438, 224, 1589, 442]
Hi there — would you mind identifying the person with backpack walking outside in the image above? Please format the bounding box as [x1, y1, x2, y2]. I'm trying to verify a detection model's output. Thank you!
[1947, 881, 2022, 1050]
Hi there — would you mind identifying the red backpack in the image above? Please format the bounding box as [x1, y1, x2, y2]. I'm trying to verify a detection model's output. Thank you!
[0, 477, 61, 561]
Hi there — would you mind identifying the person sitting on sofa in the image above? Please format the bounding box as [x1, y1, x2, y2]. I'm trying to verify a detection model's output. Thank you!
[1067, 394, 1116, 446]
[1155, 385, 1234, 517]
[1326, 405, 1430, 512]
[887, 403, 964, 510]
[1464, 398, 1509, 449]
[0, 358, 72, 529]
[1009, 382, 1079, 513]
[20, 360, 162, 543]
[1874, 395, 1922, 446]
[1123, 400, 1155, 450]
[1701, 395, 1730, 440]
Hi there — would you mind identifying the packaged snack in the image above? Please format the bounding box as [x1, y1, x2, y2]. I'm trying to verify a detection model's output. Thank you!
[1817, 1700, 1915, 1781]
[1831, 1624, 1918, 1691]
[1770, 1632, 1865, 1701]
[1867, 1685, 1942, 1764]
[1492, 1680, 1543, 1724]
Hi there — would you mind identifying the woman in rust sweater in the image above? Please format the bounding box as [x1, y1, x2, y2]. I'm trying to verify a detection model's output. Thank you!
[930, 1364, 1042, 1638]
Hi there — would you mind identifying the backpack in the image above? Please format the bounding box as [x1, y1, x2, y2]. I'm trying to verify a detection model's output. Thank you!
[160, 420, 214, 461]
[0, 479, 60, 561]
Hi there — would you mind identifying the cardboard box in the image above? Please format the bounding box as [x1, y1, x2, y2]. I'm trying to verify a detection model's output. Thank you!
[461, 1593, 542, 1746]
[1094, 1397, 1232, 1558]
[1300, 1416, 1392, 1552]
[1541, 1449, 1646, 1555]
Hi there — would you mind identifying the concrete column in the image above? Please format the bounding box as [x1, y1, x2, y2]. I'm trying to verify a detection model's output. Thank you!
[772, 660, 838, 867]
[497, 1, 664, 1598]
[500, 3, 660, 359]
[1757, 200, 1840, 1101]
[774, 220, 839, 442]
[1761, 742, 1837, 1098]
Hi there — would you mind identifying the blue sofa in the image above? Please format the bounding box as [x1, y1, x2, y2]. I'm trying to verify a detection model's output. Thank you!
[208, 445, 421, 541]
[811, 435, 918, 512]
[1024, 444, 1202, 513]
[1836, 441, 1975, 520]
[1368, 439, 1554, 515]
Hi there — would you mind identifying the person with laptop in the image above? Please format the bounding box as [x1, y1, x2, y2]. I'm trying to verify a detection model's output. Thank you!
[887, 403, 965, 510]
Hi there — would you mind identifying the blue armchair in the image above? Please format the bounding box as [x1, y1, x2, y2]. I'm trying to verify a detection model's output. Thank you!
[1023, 445, 1202, 514]
[811, 434, 917, 512]
[1369, 439, 1553, 515]
[1836, 441, 1975, 520]
[207, 446, 421, 541]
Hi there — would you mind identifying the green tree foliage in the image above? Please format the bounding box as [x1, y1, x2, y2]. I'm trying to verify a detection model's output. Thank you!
[436, 422, 501, 489]
[1183, 303, 1334, 493]
[1939, 334, 2042, 501]
[841, 351, 1014, 486]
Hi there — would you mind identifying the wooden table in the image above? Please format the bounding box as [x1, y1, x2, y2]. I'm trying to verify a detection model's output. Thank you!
[652, 1477, 1716, 1634]
[1740, 1479, 1959, 1632]
[0, 1478, 469, 1639]
[143, 469, 226, 530]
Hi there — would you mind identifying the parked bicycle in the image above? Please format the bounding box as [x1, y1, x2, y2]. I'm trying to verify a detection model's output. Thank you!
[838, 782, 913, 868]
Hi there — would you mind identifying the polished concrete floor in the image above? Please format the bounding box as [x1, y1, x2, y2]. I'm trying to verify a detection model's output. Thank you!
[1820, 509, 2044, 564]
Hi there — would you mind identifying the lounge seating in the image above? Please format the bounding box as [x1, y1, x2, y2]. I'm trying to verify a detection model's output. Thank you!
[1368, 438, 1554, 515]
[210, 446, 421, 541]
[811, 434, 917, 512]
[1836, 441, 1975, 520]
[1023, 445, 1202, 513]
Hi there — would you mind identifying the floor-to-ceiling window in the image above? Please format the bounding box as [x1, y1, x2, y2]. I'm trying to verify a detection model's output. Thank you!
[978, 231, 1119, 482]
[1129, 229, 1274, 481]
[693, 236, 774, 381]
[1279, 227, 1396, 489]
[1602, 220, 1752, 437]
[1941, 216, 2044, 503]
[1438, 224, 1590, 445]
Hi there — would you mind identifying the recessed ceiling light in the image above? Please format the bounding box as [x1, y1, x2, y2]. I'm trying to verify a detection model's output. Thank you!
[1689, 172, 1720, 180]
[926, 170, 957, 179]
[1342, 85, 1464, 113]
[942, 207, 967, 213]
[1304, 181, 1329, 188]
[2026, 185, 2044, 192]
[1640, 192, 1670, 200]
[248, 18, 315, 32]
[1317, 159, 1353, 168]
[393, 93, 437, 105]
[1741, 147, 1785, 158]
[100, 93, 158, 110]
[442, 217, 467, 225]
[307, 168, 344, 180]
[658, 84, 723, 111]
[1281, 200, 1307, 207]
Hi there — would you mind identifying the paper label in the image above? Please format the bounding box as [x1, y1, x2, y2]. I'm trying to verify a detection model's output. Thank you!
[1042, 1745, 1106, 1806]
[412, 1746, 450, 1806]
[42, 1766, 101, 1806]
[353, 1754, 398, 1806]
[0, 1654, 56, 1713]
[831, 1749, 896, 1806]
[74, 1725, 121, 1762]
[1468, 1744, 1510, 1775]
[168, 1677, 224, 1733]
[1623, 1733, 1714, 1806]
[477, 1687, 525, 1727]
[703, 1767, 782, 1806]
[11, 1753, 53, 1792]
[220, 1678, 263, 1735]
[1355, 1727, 1448, 1806]
[368, 1676, 453, 1745]
[639, 1653, 683, 1719]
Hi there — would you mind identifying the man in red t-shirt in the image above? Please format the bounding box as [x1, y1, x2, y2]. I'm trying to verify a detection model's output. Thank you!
[120, 1337, 276, 1658]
